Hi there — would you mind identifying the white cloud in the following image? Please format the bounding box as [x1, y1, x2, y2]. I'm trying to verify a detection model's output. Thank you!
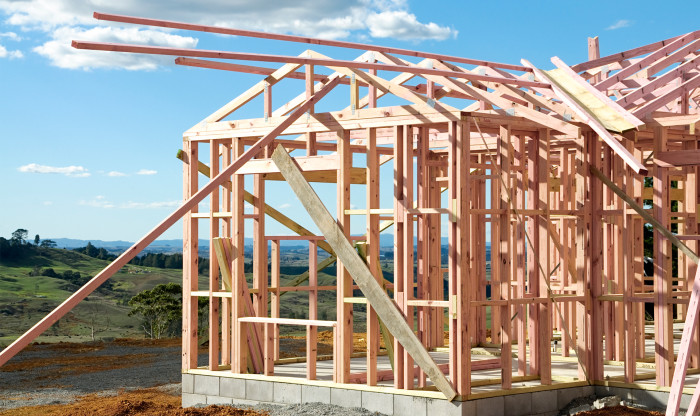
[80, 195, 114, 208]
[606, 19, 631, 30]
[121, 200, 181, 209]
[366, 10, 456, 41]
[136, 169, 157, 175]
[278, 203, 291, 209]
[0, 0, 455, 69]
[107, 170, 127, 177]
[0, 43, 23, 59]
[42, 201, 53, 206]
[79, 196, 181, 209]
[0, 32, 21, 41]
[34, 26, 198, 70]
[18, 163, 90, 177]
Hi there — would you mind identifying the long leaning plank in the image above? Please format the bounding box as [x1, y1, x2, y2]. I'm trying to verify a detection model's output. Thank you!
[590, 165, 698, 265]
[270, 144, 457, 400]
[666, 265, 700, 416]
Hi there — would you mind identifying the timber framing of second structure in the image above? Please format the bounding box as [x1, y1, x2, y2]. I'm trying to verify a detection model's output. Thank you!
[1, 12, 699, 416]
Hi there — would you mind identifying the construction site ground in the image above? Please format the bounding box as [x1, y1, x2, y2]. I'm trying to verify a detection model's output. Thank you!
[0, 334, 676, 415]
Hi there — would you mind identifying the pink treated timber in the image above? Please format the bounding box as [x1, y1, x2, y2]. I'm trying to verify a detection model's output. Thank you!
[93, 12, 531, 72]
[666, 266, 700, 416]
[70, 41, 549, 89]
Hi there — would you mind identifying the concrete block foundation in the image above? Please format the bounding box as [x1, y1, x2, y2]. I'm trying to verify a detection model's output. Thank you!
[183, 371, 692, 415]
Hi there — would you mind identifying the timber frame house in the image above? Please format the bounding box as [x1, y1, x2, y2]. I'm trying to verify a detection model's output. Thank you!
[1, 13, 699, 416]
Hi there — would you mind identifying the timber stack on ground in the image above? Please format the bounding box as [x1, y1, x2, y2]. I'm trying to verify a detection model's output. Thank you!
[1, 13, 699, 416]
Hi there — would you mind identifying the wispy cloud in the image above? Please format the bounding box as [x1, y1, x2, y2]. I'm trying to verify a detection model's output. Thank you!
[33, 26, 197, 70]
[79, 196, 180, 209]
[0, 32, 21, 41]
[0, 43, 23, 59]
[80, 195, 114, 208]
[606, 19, 631, 30]
[0, 31, 22, 59]
[18, 163, 89, 177]
[107, 171, 127, 177]
[278, 203, 292, 209]
[136, 169, 157, 175]
[121, 200, 180, 209]
[366, 10, 457, 41]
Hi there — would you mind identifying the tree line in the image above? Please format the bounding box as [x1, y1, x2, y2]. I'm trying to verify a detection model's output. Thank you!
[73, 241, 210, 275]
[0, 229, 56, 261]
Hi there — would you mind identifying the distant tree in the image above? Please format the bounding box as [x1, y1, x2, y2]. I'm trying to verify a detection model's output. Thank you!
[10, 229, 28, 246]
[128, 283, 182, 339]
[40, 239, 57, 248]
[85, 297, 111, 342]
[34, 234, 40, 246]
[84, 242, 99, 257]
[41, 268, 58, 277]
[0, 237, 9, 259]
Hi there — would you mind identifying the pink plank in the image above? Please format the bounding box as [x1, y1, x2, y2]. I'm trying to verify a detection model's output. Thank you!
[550, 56, 644, 127]
[0, 75, 341, 368]
[633, 72, 700, 119]
[666, 266, 700, 416]
[617, 54, 700, 109]
[71, 41, 549, 89]
[94, 12, 530, 72]
[596, 32, 699, 91]
[571, 31, 698, 73]
[175, 57, 368, 86]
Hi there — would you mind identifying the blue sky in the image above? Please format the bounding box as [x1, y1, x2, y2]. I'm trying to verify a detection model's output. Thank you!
[1, 0, 697, 243]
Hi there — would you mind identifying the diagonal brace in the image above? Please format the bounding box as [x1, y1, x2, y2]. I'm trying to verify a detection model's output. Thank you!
[270, 143, 457, 400]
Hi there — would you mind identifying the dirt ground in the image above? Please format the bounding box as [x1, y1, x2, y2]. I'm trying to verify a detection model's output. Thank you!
[574, 407, 663, 416]
[0, 335, 381, 416]
[0, 388, 265, 416]
[0, 336, 670, 416]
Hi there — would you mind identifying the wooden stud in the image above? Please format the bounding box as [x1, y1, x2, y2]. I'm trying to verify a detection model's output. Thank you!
[209, 140, 221, 371]
[498, 125, 513, 389]
[307, 240, 318, 380]
[654, 126, 674, 387]
[336, 129, 353, 384]
[366, 127, 380, 386]
[183, 140, 199, 371]
[393, 125, 405, 390]
[537, 128, 552, 385]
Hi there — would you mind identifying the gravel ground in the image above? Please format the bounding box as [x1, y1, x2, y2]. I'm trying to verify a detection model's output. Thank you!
[0, 340, 184, 409]
[0, 339, 386, 415]
[252, 403, 385, 416]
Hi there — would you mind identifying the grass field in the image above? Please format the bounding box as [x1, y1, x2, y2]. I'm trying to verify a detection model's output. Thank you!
[0, 248, 184, 347]
[0, 245, 490, 346]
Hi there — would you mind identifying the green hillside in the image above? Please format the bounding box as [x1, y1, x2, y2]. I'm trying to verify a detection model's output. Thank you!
[0, 246, 184, 347]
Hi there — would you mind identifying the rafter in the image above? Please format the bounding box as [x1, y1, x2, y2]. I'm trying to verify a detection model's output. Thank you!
[93, 11, 530, 73]
[71, 41, 550, 89]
